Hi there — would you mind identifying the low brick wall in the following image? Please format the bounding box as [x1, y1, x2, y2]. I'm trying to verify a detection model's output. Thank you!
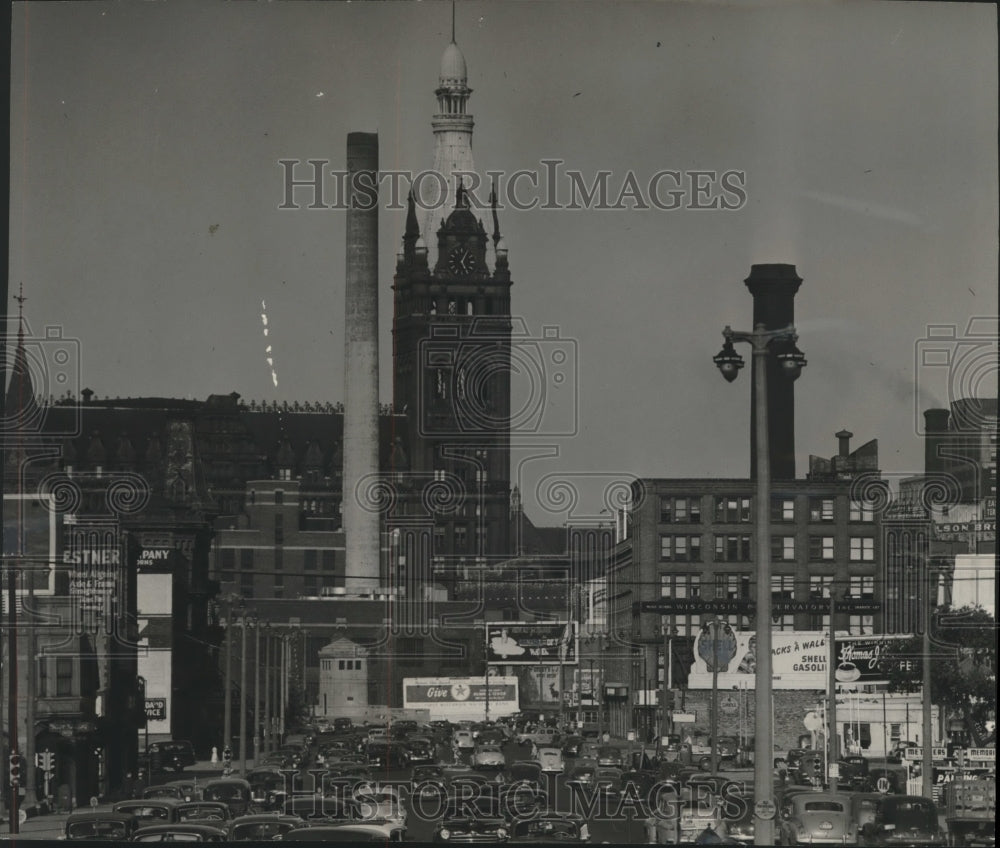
[675, 689, 821, 753]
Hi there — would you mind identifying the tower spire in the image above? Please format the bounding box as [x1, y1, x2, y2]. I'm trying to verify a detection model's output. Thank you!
[451, 0, 456, 43]
[6, 282, 39, 420]
[490, 179, 501, 246]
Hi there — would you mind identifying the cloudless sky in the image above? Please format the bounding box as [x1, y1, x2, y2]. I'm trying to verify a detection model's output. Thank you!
[9, 0, 998, 523]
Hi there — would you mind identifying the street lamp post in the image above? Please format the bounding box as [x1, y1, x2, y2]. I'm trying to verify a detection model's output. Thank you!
[715, 320, 806, 846]
[254, 617, 262, 764]
[263, 624, 272, 754]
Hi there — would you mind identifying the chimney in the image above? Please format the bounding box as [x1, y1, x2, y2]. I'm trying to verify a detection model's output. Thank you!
[923, 408, 951, 476]
[343, 132, 381, 594]
[744, 264, 802, 480]
[836, 429, 853, 458]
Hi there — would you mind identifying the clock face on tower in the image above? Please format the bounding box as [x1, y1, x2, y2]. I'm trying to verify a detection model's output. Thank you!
[448, 246, 475, 275]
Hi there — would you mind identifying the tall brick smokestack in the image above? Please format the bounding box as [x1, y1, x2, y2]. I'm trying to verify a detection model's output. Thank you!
[923, 408, 951, 477]
[745, 264, 802, 480]
[343, 132, 381, 594]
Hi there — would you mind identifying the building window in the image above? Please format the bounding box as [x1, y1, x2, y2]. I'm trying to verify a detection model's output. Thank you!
[849, 575, 875, 599]
[240, 574, 254, 598]
[454, 526, 467, 550]
[771, 498, 795, 522]
[660, 535, 702, 562]
[809, 536, 835, 561]
[304, 574, 318, 594]
[771, 536, 795, 561]
[849, 500, 875, 522]
[304, 550, 318, 570]
[274, 514, 284, 545]
[849, 537, 875, 562]
[715, 573, 751, 600]
[660, 574, 701, 636]
[715, 496, 752, 523]
[240, 549, 253, 570]
[809, 497, 835, 522]
[322, 551, 336, 570]
[771, 575, 795, 601]
[274, 547, 283, 571]
[38, 658, 48, 697]
[338, 660, 345, 671]
[221, 549, 235, 572]
[809, 575, 832, 599]
[849, 615, 875, 635]
[660, 497, 701, 524]
[433, 527, 446, 552]
[714, 534, 752, 562]
[55, 657, 74, 696]
[275, 489, 285, 504]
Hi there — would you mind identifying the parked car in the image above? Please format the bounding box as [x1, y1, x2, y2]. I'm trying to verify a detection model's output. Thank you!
[719, 790, 755, 846]
[859, 794, 944, 845]
[140, 740, 197, 774]
[355, 786, 407, 827]
[63, 811, 139, 841]
[412, 764, 448, 797]
[365, 740, 410, 768]
[473, 744, 506, 770]
[838, 755, 872, 791]
[596, 746, 624, 769]
[279, 822, 407, 842]
[645, 792, 725, 845]
[433, 816, 510, 843]
[283, 794, 357, 823]
[537, 746, 565, 774]
[560, 735, 584, 757]
[565, 764, 598, 788]
[227, 813, 303, 842]
[518, 728, 560, 748]
[777, 791, 856, 846]
[141, 785, 187, 801]
[594, 767, 623, 796]
[405, 736, 437, 765]
[333, 717, 353, 731]
[131, 823, 228, 842]
[453, 729, 476, 750]
[199, 778, 252, 818]
[509, 812, 590, 843]
[112, 799, 180, 826]
[849, 791, 886, 835]
[507, 760, 545, 790]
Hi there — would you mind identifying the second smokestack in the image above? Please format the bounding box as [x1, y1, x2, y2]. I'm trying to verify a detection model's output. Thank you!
[343, 132, 381, 594]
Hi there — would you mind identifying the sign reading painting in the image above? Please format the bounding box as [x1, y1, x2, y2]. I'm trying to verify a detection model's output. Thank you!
[833, 636, 914, 684]
[65, 523, 121, 630]
[402, 676, 519, 719]
[144, 698, 167, 721]
[687, 630, 828, 689]
[485, 622, 577, 665]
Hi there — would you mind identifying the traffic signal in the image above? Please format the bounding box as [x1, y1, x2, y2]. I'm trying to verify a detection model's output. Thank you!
[9, 752, 21, 786]
[222, 746, 232, 763]
[812, 756, 824, 777]
[41, 751, 55, 773]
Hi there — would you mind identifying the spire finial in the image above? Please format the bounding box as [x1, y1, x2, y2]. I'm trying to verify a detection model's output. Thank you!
[451, 0, 456, 43]
[490, 179, 501, 245]
[14, 282, 26, 340]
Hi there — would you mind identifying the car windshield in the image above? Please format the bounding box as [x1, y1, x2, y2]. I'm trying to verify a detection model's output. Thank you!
[134, 834, 204, 843]
[233, 822, 293, 840]
[803, 801, 845, 813]
[204, 786, 245, 801]
[883, 800, 936, 829]
[68, 821, 129, 839]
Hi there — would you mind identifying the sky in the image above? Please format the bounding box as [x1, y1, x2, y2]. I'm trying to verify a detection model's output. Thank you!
[8, 0, 998, 524]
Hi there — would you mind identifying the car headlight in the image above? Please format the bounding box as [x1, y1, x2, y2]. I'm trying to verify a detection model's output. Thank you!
[439, 828, 450, 840]
[497, 828, 508, 839]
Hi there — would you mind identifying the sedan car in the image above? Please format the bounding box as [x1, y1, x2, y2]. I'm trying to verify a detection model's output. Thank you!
[63, 811, 139, 841]
[509, 812, 590, 843]
[536, 746, 565, 774]
[777, 791, 857, 846]
[507, 760, 545, 790]
[859, 795, 944, 846]
[199, 778, 252, 817]
[227, 813, 303, 842]
[473, 744, 506, 770]
[593, 767, 623, 796]
[405, 736, 437, 765]
[596, 746, 624, 769]
[453, 729, 476, 750]
[355, 787, 407, 827]
[433, 816, 510, 843]
[561, 735, 585, 757]
[131, 823, 228, 842]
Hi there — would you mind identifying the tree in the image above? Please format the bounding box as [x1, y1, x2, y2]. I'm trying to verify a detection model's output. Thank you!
[881, 605, 997, 745]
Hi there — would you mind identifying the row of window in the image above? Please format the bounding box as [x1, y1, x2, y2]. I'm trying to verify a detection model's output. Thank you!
[321, 659, 364, 671]
[656, 573, 876, 635]
[218, 548, 340, 570]
[660, 534, 876, 562]
[658, 496, 877, 524]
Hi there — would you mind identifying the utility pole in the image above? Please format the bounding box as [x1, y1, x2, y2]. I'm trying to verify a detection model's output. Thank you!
[223, 602, 232, 755]
[238, 613, 247, 774]
[253, 618, 261, 763]
[828, 590, 838, 791]
[263, 625, 272, 754]
[921, 560, 934, 799]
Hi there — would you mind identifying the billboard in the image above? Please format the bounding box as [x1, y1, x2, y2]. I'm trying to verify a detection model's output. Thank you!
[486, 621, 577, 665]
[402, 676, 519, 719]
[687, 629, 829, 690]
[834, 635, 914, 685]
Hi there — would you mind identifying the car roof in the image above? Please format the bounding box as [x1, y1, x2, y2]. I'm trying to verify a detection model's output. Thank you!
[115, 798, 181, 808]
[133, 823, 228, 834]
[67, 810, 137, 822]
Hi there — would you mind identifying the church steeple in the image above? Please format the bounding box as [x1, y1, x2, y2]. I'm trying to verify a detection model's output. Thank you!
[5, 284, 40, 424]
